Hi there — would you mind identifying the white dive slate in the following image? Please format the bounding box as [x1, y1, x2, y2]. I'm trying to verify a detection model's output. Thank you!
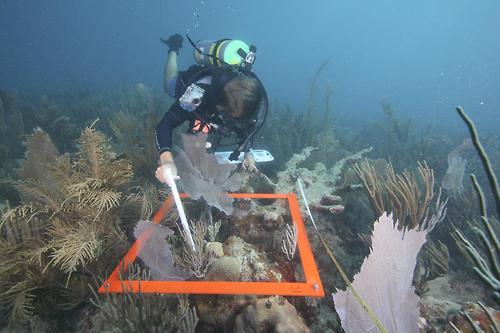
[214, 149, 274, 164]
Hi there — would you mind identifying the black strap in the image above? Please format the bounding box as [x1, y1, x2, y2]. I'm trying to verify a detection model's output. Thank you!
[211, 39, 229, 66]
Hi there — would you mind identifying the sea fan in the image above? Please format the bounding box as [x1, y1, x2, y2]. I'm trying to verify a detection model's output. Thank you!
[332, 213, 427, 333]
[175, 133, 241, 215]
[15, 128, 66, 209]
[17, 127, 59, 182]
[134, 220, 188, 280]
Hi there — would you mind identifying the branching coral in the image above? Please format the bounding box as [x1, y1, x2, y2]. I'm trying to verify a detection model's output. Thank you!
[0, 217, 46, 324]
[0, 124, 133, 325]
[385, 161, 435, 229]
[35, 96, 79, 151]
[354, 98, 449, 174]
[173, 219, 217, 279]
[281, 223, 298, 261]
[380, 98, 412, 150]
[414, 240, 449, 291]
[354, 159, 447, 231]
[0, 90, 26, 160]
[352, 160, 385, 216]
[91, 268, 198, 333]
[452, 106, 500, 305]
[109, 110, 162, 183]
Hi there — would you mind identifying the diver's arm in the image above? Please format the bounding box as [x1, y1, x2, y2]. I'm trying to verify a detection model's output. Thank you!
[161, 34, 183, 94]
[154, 104, 189, 184]
[163, 51, 178, 94]
[154, 104, 187, 154]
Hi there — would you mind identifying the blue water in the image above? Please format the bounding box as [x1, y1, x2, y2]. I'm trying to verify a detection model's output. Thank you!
[1, 0, 499, 133]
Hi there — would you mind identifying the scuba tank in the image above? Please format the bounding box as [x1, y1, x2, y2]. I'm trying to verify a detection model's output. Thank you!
[192, 39, 256, 69]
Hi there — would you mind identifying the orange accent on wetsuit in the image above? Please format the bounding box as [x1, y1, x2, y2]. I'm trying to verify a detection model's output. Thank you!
[192, 119, 211, 134]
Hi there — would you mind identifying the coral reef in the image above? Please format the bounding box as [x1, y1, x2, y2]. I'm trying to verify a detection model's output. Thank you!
[1, 76, 499, 333]
[108, 82, 171, 184]
[420, 299, 500, 332]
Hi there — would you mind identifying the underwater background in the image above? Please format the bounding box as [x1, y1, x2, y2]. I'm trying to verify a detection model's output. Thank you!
[1, 0, 500, 332]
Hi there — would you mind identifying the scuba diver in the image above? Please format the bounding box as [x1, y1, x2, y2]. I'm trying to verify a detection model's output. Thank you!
[155, 33, 268, 185]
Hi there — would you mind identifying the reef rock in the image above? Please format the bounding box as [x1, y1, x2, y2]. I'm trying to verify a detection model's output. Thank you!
[223, 236, 282, 282]
[446, 302, 500, 332]
[206, 256, 242, 281]
[274, 146, 372, 206]
[419, 299, 500, 332]
[233, 296, 310, 333]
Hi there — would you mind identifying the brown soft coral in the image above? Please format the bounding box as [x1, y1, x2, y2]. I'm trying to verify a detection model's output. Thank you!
[0, 124, 132, 325]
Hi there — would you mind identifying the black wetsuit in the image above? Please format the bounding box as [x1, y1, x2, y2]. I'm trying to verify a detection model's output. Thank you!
[154, 102, 194, 154]
[154, 65, 216, 155]
[155, 65, 248, 155]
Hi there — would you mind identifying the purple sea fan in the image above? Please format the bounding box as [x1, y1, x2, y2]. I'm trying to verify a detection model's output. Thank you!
[134, 220, 188, 280]
[175, 133, 242, 215]
[332, 212, 427, 333]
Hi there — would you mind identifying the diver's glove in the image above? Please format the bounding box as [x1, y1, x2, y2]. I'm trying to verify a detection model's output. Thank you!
[161, 34, 184, 54]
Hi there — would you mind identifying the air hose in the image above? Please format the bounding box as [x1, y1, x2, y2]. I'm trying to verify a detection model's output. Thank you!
[296, 178, 388, 333]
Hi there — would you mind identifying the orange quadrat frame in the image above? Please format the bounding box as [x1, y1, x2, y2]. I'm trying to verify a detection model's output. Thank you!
[99, 192, 324, 297]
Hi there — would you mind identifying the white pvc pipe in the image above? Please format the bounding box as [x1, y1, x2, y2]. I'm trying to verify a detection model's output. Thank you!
[164, 168, 196, 251]
[297, 178, 318, 231]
